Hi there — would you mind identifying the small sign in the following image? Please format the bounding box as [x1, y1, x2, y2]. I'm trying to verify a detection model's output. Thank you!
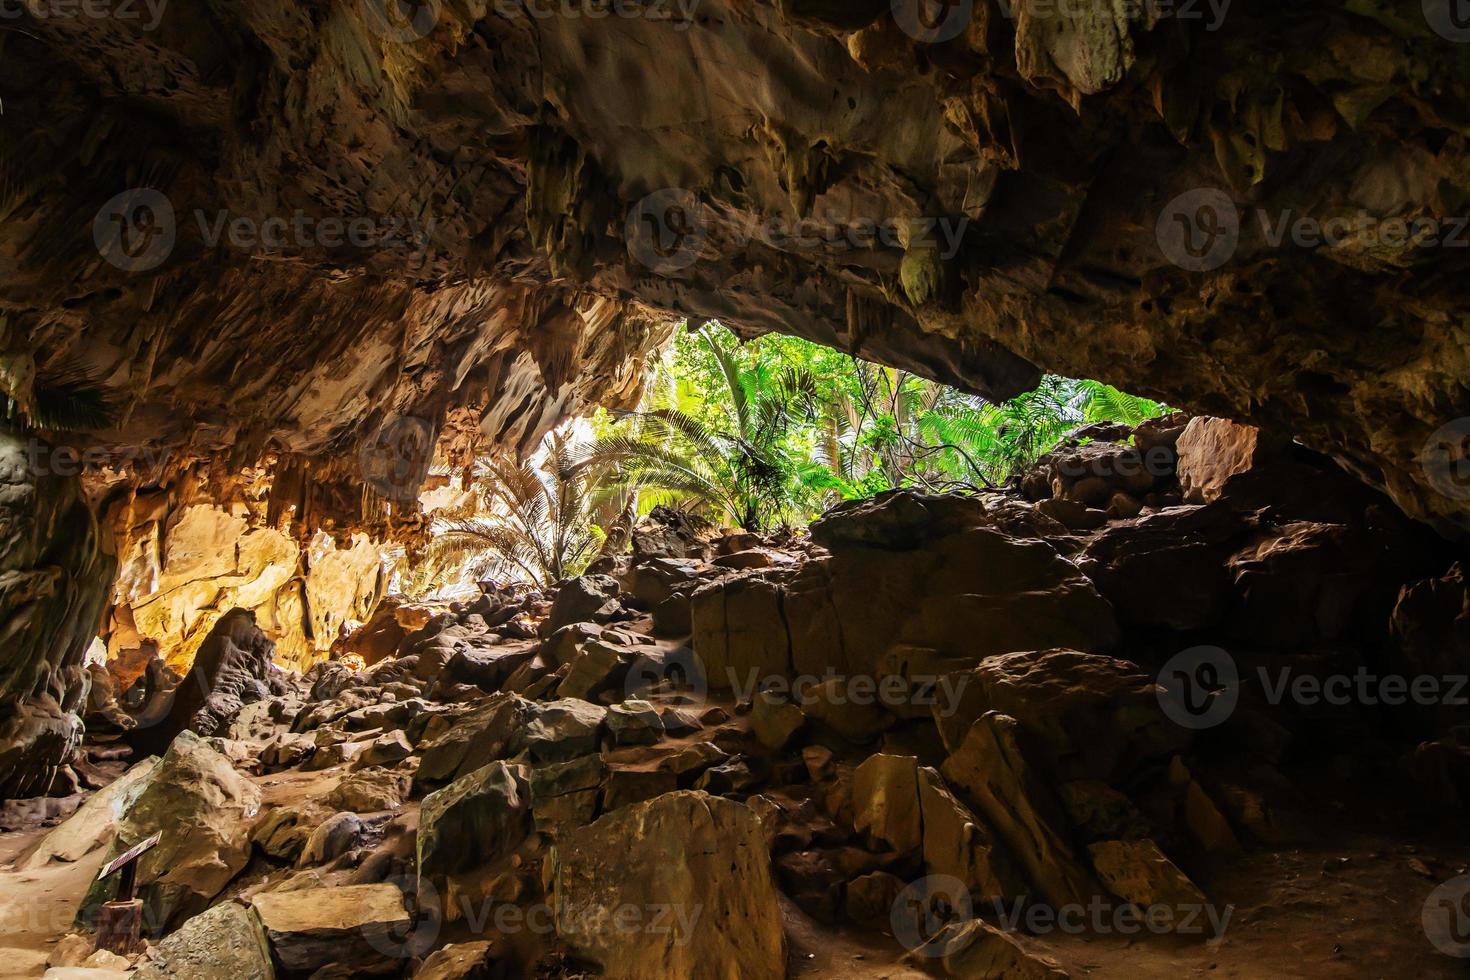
[98, 832, 161, 881]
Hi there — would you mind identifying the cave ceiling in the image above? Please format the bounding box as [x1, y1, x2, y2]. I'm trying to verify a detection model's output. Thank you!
[2, 0, 1468, 533]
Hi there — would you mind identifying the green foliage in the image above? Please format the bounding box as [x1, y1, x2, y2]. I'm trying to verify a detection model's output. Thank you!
[582, 325, 824, 532]
[590, 322, 1170, 525]
[422, 431, 629, 589]
[443, 324, 1170, 580]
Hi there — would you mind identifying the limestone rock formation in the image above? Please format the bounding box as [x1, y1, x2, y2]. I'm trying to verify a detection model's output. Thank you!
[693, 492, 1119, 690]
[0, 424, 115, 799]
[3, 2, 1468, 542]
[548, 792, 786, 979]
[250, 884, 411, 974]
[78, 731, 261, 930]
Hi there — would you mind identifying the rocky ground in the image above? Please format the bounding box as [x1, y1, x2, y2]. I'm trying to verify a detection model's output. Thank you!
[5, 415, 1470, 979]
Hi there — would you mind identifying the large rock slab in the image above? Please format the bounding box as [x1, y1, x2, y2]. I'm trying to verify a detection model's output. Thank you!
[250, 884, 410, 974]
[1176, 417, 1284, 504]
[693, 492, 1119, 692]
[79, 731, 260, 930]
[941, 713, 1100, 909]
[548, 791, 785, 979]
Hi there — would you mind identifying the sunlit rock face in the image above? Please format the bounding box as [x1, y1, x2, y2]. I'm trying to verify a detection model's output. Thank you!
[3, 3, 1468, 536]
[106, 496, 385, 674]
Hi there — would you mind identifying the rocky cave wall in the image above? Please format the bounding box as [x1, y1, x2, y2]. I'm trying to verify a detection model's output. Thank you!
[2, 2, 1470, 793]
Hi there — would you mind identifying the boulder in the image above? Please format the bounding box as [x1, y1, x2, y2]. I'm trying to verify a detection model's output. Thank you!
[154, 608, 275, 746]
[354, 730, 413, 769]
[521, 699, 607, 763]
[531, 755, 607, 834]
[549, 792, 785, 979]
[911, 920, 1069, 979]
[941, 713, 1100, 908]
[546, 576, 623, 633]
[751, 690, 805, 749]
[131, 902, 275, 980]
[78, 731, 261, 930]
[1391, 563, 1470, 733]
[1176, 417, 1284, 504]
[415, 694, 539, 784]
[330, 766, 412, 812]
[851, 754, 922, 854]
[250, 883, 410, 973]
[917, 766, 1026, 903]
[297, 812, 366, 866]
[606, 700, 664, 746]
[1086, 839, 1209, 913]
[1077, 505, 1244, 631]
[936, 649, 1189, 780]
[411, 941, 504, 979]
[340, 597, 410, 667]
[418, 761, 531, 881]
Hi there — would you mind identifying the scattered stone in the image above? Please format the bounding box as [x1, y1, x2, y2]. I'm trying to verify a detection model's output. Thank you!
[751, 690, 805, 750]
[910, 919, 1070, 979]
[1087, 839, 1209, 914]
[605, 700, 663, 746]
[330, 766, 412, 812]
[418, 761, 531, 881]
[131, 901, 274, 980]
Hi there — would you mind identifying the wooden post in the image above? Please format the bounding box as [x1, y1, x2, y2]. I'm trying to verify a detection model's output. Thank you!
[92, 832, 160, 957]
